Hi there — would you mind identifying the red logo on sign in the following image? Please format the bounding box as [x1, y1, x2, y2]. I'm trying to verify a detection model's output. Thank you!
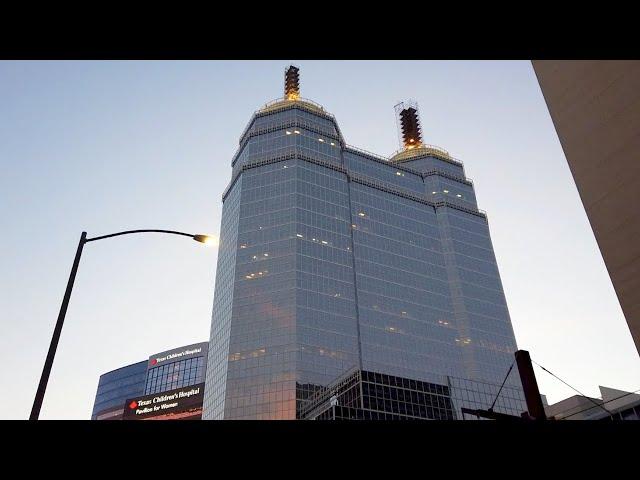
[129, 401, 138, 409]
[150, 358, 157, 366]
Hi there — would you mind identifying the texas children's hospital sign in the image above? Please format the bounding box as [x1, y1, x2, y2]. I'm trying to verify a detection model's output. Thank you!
[123, 383, 205, 420]
[148, 343, 207, 368]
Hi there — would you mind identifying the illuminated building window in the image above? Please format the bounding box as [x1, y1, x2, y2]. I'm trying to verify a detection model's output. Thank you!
[385, 326, 403, 334]
[246, 269, 268, 280]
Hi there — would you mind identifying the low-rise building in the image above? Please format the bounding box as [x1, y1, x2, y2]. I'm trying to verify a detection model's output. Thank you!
[545, 386, 640, 420]
[91, 342, 208, 420]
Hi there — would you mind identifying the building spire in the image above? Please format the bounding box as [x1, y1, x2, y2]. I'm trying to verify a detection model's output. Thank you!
[285, 65, 300, 100]
[395, 100, 423, 150]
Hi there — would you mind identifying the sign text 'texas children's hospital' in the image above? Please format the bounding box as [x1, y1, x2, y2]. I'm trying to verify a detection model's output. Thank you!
[123, 383, 204, 420]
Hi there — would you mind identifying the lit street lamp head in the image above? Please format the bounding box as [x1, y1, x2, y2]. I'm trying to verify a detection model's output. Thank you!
[193, 234, 218, 246]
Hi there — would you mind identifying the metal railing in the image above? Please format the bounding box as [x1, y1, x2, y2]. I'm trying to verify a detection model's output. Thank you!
[260, 96, 327, 113]
[344, 144, 390, 164]
[390, 143, 455, 162]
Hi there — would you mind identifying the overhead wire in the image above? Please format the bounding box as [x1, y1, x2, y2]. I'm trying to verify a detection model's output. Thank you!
[489, 360, 515, 411]
[530, 358, 612, 417]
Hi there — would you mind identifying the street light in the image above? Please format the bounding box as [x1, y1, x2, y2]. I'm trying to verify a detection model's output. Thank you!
[29, 229, 215, 421]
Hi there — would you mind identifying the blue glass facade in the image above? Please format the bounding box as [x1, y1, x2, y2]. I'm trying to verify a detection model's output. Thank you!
[203, 93, 525, 420]
[144, 356, 206, 395]
[91, 361, 147, 420]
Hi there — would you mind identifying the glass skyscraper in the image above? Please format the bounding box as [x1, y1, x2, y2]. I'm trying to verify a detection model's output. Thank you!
[203, 66, 525, 420]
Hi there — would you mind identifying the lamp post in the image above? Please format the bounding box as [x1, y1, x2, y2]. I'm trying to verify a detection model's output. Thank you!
[29, 229, 216, 421]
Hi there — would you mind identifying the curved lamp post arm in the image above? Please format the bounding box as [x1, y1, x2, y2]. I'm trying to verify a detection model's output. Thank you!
[86, 229, 198, 243]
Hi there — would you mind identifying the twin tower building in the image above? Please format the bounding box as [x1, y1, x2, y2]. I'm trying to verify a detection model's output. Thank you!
[93, 66, 526, 421]
[201, 66, 525, 420]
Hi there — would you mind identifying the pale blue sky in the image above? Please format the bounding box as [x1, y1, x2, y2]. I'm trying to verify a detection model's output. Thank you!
[1, 60, 637, 419]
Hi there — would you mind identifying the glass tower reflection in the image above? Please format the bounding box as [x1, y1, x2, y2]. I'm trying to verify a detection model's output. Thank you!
[203, 69, 524, 420]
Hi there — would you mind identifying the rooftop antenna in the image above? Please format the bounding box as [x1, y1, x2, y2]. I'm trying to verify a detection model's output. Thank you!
[394, 100, 423, 150]
[285, 65, 300, 100]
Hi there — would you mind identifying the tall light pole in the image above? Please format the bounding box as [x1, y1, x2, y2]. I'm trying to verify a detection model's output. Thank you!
[29, 229, 216, 421]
